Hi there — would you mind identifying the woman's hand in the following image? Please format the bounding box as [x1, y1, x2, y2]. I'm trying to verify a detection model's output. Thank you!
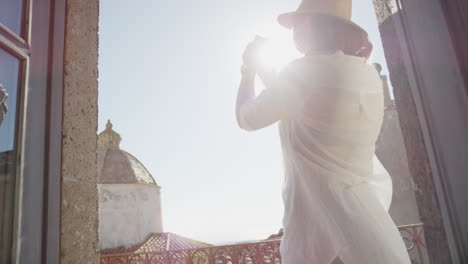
[237, 37, 265, 129]
[0, 84, 8, 125]
[242, 36, 266, 73]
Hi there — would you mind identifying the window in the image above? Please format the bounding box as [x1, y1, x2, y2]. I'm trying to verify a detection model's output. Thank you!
[0, 49, 22, 264]
[0, 0, 24, 35]
[0, 1, 30, 262]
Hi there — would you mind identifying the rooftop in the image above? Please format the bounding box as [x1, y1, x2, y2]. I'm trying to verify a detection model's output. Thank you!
[97, 120, 158, 185]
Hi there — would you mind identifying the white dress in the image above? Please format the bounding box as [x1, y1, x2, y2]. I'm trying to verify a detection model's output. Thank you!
[238, 51, 411, 264]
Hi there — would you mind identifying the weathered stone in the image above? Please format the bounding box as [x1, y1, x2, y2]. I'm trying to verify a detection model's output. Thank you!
[372, 1, 451, 262]
[61, 0, 100, 262]
[97, 122, 163, 249]
[377, 104, 421, 226]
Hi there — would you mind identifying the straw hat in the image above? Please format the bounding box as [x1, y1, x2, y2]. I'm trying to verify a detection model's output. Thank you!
[278, 0, 364, 32]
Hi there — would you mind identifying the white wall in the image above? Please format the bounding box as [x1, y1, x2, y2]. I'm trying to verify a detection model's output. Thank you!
[98, 183, 163, 249]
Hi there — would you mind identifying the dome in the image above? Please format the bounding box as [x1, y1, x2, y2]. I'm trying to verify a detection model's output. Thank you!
[97, 120, 158, 185]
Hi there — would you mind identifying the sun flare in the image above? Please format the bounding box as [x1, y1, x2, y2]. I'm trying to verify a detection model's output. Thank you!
[257, 32, 300, 71]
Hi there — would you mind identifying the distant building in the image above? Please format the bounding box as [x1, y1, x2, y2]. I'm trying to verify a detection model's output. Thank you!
[97, 121, 163, 249]
[100, 232, 211, 255]
[374, 64, 421, 226]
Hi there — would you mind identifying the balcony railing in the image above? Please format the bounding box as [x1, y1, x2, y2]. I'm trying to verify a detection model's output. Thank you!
[100, 223, 426, 264]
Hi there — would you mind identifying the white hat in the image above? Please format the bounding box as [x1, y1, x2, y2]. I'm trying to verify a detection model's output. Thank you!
[278, 0, 365, 33]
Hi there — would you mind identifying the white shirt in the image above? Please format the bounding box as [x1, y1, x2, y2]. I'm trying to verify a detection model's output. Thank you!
[238, 51, 410, 264]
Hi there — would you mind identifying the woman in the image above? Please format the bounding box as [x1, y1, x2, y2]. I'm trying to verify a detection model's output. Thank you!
[235, 0, 411, 263]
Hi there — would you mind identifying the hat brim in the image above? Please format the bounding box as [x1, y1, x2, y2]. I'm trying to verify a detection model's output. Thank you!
[278, 11, 365, 33]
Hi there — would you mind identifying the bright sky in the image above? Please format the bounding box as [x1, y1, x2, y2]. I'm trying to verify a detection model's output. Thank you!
[98, 0, 390, 245]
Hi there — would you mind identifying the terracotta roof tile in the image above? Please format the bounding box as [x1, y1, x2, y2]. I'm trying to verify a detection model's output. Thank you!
[101, 233, 211, 256]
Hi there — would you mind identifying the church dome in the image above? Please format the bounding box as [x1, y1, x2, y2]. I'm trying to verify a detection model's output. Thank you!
[97, 120, 158, 185]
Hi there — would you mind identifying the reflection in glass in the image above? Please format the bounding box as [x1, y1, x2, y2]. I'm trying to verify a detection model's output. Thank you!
[0, 49, 20, 152]
[0, 0, 24, 35]
[0, 48, 20, 263]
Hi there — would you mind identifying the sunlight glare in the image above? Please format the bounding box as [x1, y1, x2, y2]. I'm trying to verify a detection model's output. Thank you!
[258, 32, 300, 72]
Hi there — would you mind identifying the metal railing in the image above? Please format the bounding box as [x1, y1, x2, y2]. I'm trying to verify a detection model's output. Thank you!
[101, 223, 426, 264]
[399, 223, 426, 263]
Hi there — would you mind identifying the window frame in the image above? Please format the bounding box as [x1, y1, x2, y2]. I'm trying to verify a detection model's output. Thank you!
[0, 1, 31, 262]
[0, 0, 65, 262]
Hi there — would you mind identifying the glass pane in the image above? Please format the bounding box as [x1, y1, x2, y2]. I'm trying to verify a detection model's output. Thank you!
[0, 49, 20, 152]
[0, 48, 20, 263]
[0, 0, 24, 35]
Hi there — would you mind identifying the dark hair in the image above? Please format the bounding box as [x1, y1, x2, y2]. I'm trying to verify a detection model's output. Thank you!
[302, 14, 373, 59]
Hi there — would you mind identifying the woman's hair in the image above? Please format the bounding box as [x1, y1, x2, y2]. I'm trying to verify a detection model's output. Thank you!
[296, 14, 373, 59]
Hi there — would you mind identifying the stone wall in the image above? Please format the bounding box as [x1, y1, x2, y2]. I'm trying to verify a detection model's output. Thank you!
[376, 105, 421, 226]
[372, 0, 451, 262]
[99, 184, 163, 249]
[61, 0, 100, 262]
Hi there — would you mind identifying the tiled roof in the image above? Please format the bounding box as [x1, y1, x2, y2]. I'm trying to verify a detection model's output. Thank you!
[100, 233, 211, 255]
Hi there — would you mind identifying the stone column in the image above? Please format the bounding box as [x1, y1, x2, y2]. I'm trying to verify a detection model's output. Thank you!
[61, 0, 100, 262]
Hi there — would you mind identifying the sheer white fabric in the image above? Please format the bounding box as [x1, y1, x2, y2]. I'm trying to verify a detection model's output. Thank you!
[238, 51, 411, 264]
